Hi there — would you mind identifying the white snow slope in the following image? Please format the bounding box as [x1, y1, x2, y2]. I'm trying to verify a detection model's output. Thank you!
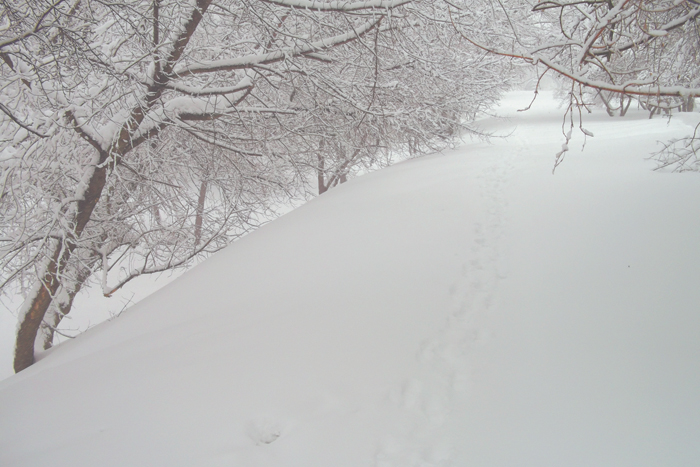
[1, 92, 699, 467]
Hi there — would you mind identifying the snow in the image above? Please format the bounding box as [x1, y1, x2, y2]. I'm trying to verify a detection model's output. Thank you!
[1, 91, 700, 466]
[648, 29, 668, 37]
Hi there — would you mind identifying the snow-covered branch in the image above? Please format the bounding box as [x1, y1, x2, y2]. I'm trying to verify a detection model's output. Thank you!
[173, 18, 381, 77]
[259, 0, 411, 11]
[0, 0, 67, 49]
[162, 77, 253, 96]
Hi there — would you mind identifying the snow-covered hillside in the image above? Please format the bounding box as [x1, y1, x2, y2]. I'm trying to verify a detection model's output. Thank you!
[1, 92, 699, 466]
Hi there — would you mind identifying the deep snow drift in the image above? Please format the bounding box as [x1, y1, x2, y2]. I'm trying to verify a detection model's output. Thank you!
[1, 92, 699, 466]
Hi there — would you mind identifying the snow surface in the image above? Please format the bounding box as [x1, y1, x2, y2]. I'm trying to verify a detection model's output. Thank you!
[1, 91, 699, 466]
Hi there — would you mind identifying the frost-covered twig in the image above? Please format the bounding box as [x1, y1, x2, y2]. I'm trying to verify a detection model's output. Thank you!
[652, 123, 700, 172]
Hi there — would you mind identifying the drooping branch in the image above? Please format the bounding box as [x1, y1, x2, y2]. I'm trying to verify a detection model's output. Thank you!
[449, 6, 700, 99]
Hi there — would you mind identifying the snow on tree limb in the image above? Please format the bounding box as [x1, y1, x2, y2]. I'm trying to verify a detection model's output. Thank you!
[162, 76, 253, 96]
[173, 18, 381, 77]
[259, 0, 412, 11]
[0, 0, 67, 50]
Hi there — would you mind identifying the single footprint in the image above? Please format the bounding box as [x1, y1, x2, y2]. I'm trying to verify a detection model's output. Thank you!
[247, 417, 282, 445]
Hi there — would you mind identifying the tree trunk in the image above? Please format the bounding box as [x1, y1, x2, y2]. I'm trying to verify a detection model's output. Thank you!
[37, 263, 93, 351]
[194, 180, 208, 247]
[14, 162, 107, 372]
[619, 94, 632, 117]
[683, 95, 695, 112]
[317, 144, 328, 195]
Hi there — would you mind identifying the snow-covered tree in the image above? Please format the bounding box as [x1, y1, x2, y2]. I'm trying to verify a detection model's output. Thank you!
[291, 2, 508, 194]
[449, 0, 700, 169]
[1, 0, 512, 372]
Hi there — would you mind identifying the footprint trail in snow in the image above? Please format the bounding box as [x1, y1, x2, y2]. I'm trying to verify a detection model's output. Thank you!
[375, 148, 515, 467]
